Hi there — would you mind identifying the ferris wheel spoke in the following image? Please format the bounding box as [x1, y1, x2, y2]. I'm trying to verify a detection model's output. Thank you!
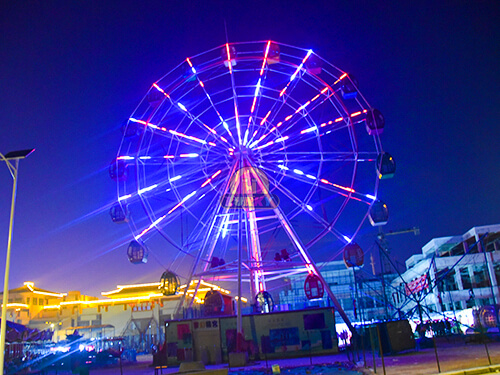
[258, 163, 375, 204]
[150, 83, 237, 149]
[180, 189, 229, 251]
[138, 162, 225, 197]
[278, 93, 371, 141]
[184, 58, 239, 146]
[275, 117, 350, 148]
[248, 99, 296, 149]
[255, 65, 332, 143]
[249, 89, 334, 151]
[130, 117, 228, 156]
[222, 43, 243, 145]
[246, 76, 303, 149]
[258, 128, 356, 158]
[128, 154, 203, 165]
[258, 116, 353, 156]
[165, 168, 222, 193]
[134, 169, 230, 242]
[258, 151, 377, 163]
[277, 49, 314, 98]
[273, 89, 334, 137]
[245, 163, 325, 280]
[265, 173, 351, 243]
[245, 41, 275, 145]
[175, 159, 239, 243]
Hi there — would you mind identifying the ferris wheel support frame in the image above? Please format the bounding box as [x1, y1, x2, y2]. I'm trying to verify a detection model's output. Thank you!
[247, 161, 354, 332]
[174, 162, 240, 317]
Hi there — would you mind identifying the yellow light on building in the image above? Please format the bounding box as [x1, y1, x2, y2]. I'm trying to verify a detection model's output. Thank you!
[1, 303, 28, 309]
[24, 281, 66, 298]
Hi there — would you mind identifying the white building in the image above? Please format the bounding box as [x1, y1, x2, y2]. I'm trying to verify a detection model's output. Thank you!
[391, 224, 500, 319]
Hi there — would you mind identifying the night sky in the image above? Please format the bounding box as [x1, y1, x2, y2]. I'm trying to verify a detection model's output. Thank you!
[0, 1, 499, 297]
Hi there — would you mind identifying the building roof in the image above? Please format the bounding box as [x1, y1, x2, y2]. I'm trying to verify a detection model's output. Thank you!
[420, 224, 500, 258]
[2, 281, 66, 298]
[422, 236, 461, 257]
[101, 282, 163, 298]
[101, 279, 231, 300]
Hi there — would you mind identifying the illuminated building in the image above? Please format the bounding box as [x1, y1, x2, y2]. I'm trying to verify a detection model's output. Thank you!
[391, 224, 500, 319]
[0, 281, 67, 326]
[276, 224, 500, 325]
[1, 280, 236, 352]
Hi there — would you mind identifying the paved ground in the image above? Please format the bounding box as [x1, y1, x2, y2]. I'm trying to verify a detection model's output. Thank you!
[356, 339, 500, 375]
[40, 339, 500, 375]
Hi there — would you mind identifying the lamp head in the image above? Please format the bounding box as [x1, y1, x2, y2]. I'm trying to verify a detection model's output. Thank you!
[4, 149, 35, 160]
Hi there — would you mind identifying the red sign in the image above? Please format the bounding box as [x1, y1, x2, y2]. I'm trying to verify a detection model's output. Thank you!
[405, 274, 428, 295]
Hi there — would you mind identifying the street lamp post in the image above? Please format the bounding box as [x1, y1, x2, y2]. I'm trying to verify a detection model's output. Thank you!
[0, 149, 34, 373]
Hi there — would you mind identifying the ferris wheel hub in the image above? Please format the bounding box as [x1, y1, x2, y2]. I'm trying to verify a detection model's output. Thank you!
[232, 147, 253, 160]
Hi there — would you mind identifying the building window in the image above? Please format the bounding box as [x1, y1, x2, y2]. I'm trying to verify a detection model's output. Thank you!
[494, 264, 500, 285]
[466, 237, 478, 253]
[451, 244, 464, 256]
[460, 267, 472, 289]
[39, 298, 43, 305]
[485, 236, 500, 252]
[443, 269, 458, 291]
[26, 297, 30, 305]
[472, 265, 490, 288]
[33, 298, 37, 305]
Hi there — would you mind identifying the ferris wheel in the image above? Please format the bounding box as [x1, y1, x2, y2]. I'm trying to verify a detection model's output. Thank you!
[110, 41, 393, 325]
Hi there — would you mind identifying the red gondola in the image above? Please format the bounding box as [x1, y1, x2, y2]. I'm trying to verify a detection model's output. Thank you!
[343, 243, 364, 268]
[204, 290, 224, 315]
[304, 274, 324, 300]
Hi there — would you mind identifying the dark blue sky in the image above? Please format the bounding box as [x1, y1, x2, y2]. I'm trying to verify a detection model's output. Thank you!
[0, 1, 499, 296]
